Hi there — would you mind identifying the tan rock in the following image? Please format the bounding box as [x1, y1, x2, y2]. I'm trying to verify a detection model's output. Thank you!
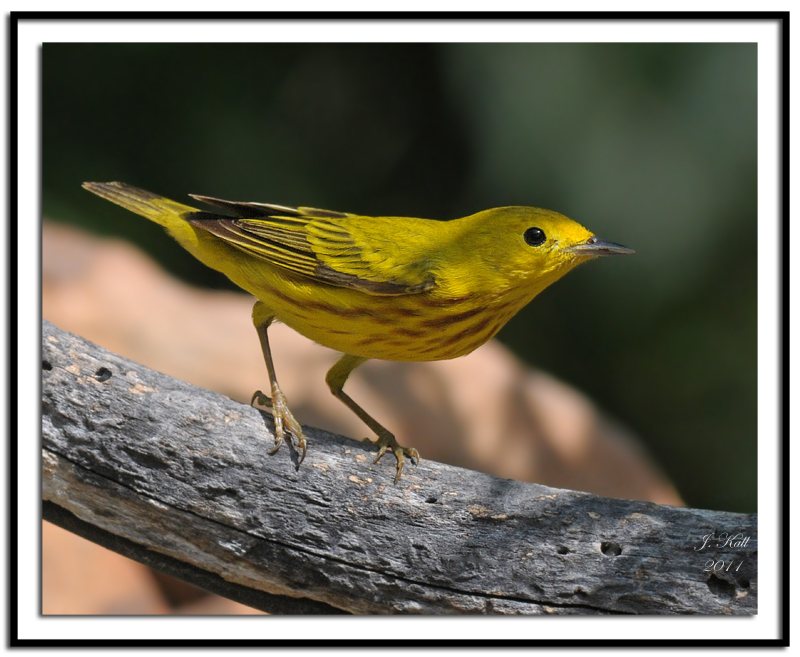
[42, 220, 682, 614]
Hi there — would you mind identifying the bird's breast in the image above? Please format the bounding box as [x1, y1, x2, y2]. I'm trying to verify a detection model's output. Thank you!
[263, 283, 526, 363]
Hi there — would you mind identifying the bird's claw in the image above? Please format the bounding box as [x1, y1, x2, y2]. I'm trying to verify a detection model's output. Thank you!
[251, 389, 306, 463]
[370, 432, 420, 483]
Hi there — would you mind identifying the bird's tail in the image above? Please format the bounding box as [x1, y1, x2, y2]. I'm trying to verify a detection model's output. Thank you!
[82, 181, 205, 248]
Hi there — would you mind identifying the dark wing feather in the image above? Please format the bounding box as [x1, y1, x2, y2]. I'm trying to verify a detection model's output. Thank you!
[189, 195, 351, 219]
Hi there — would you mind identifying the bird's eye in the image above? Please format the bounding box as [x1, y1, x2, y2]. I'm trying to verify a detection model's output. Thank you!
[524, 227, 546, 247]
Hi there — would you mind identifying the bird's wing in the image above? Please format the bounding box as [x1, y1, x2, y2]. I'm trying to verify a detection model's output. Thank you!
[188, 196, 436, 295]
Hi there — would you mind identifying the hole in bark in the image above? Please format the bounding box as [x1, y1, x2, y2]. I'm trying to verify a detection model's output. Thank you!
[42, 360, 52, 371]
[601, 541, 622, 556]
[94, 367, 112, 382]
[707, 574, 735, 599]
[557, 545, 570, 555]
[425, 496, 438, 504]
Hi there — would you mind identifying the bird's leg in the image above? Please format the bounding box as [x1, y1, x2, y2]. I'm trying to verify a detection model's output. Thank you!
[325, 354, 420, 483]
[252, 304, 306, 463]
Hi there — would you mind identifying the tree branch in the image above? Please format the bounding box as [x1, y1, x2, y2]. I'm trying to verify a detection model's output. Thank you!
[41, 320, 757, 614]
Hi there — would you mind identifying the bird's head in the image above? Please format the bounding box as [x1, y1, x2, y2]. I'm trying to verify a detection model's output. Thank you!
[460, 206, 634, 299]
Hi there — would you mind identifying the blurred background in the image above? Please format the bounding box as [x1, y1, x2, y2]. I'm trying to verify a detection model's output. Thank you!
[42, 42, 757, 612]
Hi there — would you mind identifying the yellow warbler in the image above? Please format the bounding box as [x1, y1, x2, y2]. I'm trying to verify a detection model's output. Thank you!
[82, 182, 633, 482]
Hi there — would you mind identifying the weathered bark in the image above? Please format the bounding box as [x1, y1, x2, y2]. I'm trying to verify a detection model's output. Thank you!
[41, 320, 757, 614]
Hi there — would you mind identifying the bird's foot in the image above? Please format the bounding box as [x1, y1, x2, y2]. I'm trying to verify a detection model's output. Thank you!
[251, 389, 307, 463]
[368, 431, 420, 483]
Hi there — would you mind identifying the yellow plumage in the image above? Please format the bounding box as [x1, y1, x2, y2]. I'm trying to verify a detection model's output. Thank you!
[83, 182, 633, 481]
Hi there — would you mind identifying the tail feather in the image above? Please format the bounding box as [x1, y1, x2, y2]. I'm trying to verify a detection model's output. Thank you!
[82, 182, 200, 229]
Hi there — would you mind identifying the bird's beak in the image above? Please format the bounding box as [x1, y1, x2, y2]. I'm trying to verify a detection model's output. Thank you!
[567, 236, 635, 257]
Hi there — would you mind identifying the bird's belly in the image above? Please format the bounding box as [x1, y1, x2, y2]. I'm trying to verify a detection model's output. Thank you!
[260, 286, 513, 363]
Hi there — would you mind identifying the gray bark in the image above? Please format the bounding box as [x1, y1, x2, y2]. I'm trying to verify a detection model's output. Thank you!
[41, 320, 757, 614]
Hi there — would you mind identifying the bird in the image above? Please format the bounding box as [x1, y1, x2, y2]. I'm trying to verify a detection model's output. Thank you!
[82, 181, 634, 482]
